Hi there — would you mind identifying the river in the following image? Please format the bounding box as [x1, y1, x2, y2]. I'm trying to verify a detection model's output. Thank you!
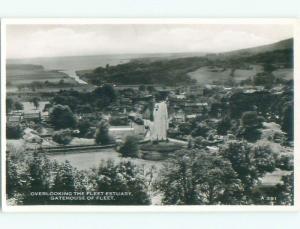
[60, 69, 88, 84]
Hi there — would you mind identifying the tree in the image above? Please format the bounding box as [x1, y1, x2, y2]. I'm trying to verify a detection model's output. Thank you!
[241, 111, 263, 128]
[155, 150, 242, 205]
[138, 85, 146, 91]
[89, 160, 151, 205]
[193, 136, 210, 149]
[23, 151, 52, 204]
[14, 101, 24, 110]
[220, 141, 276, 202]
[191, 122, 210, 138]
[275, 172, 294, 205]
[30, 97, 40, 110]
[119, 135, 140, 158]
[95, 120, 110, 145]
[253, 73, 275, 88]
[52, 95, 78, 111]
[77, 104, 93, 113]
[178, 122, 193, 135]
[93, 84, 117, 107]
[52, 161, 76, 192]
[238, 111, 264, 141]
[52, 129, 73, 145]
[49, 104, 77, 130]
[275, 154, 293, 171]
[6, 150, 29, 200]
[147, 85, 155, 92]
[5, 98, 24, 112]
[6, 124, 23, 139]
[281, 103, 293, 141]
[217, 116, 231, 135]
[77, 119, 91, 137]
[263, 63, 276, 73]
[6, 98, 14, 113]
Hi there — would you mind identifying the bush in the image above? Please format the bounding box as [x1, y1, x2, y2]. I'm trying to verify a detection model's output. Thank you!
[109, 116, 129, 126]
[275, 154, 293, 171]
[140, 142, 182, 153]
[237, 126, 262, 142]
[178, 122, 193, 135]
[52, 129, 73, 145]
[191, 122, 210, 137]
[119, 135, 140, 158]
[95, 120, 111, 145]
[217, 116, 231, 135]
[77, 119, 91, 137]
[241, 111, 264, 129]
[193, 136, 210, 149]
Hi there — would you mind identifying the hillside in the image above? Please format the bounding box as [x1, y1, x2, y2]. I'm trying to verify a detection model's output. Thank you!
[78, 38, 293, 86]
[220, 38, 293, 57]
[78, 57, 210, 86]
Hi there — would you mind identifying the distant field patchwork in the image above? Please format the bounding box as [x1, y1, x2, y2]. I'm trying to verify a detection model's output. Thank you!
[273, 68, 293, 80]
[188, 65, 264, 84]
[6, 65, 77, 86]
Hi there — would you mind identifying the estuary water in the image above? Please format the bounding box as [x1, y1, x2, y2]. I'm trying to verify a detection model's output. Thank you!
[7, 54, 135, 84]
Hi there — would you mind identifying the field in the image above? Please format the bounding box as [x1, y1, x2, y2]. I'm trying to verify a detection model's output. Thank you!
[22, 101, 49, 112]
[48, 149, 164, 172]
[188, 65, 264, 84]
[233, 65, 264, 81]
[6, 64, 78, 87]
[272, 68, 293, 80]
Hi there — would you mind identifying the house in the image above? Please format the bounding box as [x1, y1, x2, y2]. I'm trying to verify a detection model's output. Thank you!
[172, 110, 185, 123]
[23, 110, 41, 121]
[186, 85, 204, 96]
[183, 102, 208, 114]
[175, 94, 186, 100]
[7, 115, 22, 124]
[186, 114, 197, 121]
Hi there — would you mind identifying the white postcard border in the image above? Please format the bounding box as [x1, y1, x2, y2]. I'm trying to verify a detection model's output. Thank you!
[1, 18, 299, 212]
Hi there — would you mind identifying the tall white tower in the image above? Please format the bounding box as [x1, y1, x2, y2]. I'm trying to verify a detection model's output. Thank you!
[151, 101, 168, 141]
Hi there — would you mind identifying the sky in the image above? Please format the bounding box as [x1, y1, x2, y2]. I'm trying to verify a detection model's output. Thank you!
[6, 23, 293, 59]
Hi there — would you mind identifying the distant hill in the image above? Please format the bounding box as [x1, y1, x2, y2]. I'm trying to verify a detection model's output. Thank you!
[79, 38, 294, 86]
[221, 38, 293, 57]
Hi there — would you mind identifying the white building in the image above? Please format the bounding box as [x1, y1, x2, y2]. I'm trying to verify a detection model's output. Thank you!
[144, 101, 169, 141]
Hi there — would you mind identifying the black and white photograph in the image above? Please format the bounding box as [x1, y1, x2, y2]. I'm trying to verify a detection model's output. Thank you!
[1, 19, 297, 211]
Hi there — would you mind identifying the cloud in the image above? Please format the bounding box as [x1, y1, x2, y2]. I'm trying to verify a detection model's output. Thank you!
[6, 24, 293, 59]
